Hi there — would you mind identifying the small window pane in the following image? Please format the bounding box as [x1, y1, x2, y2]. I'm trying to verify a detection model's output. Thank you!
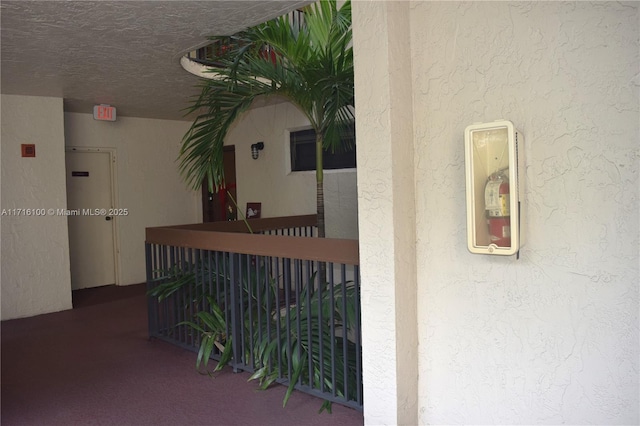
[290, 124, 356, 172]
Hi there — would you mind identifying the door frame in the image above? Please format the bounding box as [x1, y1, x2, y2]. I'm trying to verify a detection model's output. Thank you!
[65, 146, 121, 286]
[201, 145, 237, 222]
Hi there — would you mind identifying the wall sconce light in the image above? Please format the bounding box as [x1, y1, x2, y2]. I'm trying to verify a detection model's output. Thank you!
[251, 142, 264, 160]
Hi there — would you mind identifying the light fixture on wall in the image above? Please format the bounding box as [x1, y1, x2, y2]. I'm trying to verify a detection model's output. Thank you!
[251, 142, 264, 160]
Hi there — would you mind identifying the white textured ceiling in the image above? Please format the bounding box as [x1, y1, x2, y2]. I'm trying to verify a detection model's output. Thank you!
[1, 1, 312, 121]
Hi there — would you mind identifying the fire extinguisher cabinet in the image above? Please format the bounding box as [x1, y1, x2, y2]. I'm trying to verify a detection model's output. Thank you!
[464, 120, 524, 256]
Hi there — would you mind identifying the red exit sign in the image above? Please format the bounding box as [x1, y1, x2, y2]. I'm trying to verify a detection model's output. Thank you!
[93, 104, 116, 121]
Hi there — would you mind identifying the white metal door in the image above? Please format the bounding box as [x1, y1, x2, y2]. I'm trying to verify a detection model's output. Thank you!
[65, 149, 116, 290]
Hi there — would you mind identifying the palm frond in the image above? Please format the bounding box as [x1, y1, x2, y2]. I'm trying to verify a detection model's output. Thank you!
[179, 0, 354, 239]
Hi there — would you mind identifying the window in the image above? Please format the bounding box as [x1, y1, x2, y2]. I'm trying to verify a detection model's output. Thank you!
[289, 123, 356, 172]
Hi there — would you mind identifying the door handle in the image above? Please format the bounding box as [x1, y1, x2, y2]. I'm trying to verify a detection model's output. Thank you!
[105, 216, 112, 221]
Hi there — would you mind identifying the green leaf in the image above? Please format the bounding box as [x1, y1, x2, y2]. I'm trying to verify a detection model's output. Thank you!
[318, 400, 332, 414]
[283, 345, 306, 407]
[196, 334, 216, 370]
[215, 338, 234, 372]
[248, 365, 269, 382]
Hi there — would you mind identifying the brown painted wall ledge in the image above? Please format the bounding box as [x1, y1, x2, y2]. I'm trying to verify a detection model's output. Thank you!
[145, 215, 359, 265]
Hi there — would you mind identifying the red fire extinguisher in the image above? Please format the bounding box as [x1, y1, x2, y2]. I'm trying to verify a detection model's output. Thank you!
[485, 169, 511, 247]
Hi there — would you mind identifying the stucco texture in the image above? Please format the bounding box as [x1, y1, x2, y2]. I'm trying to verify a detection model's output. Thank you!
[1, 95, 73, 319]
[409, 2, 638, 424]
[352, 1, 419, 425]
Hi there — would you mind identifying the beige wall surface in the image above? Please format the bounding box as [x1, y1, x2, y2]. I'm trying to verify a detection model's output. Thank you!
[354, 1, 638, 425]
[352, 1, 418, 425]
[1, 94, 73, 320]
[1, 98, 356, 320]
[224, 101, 358, 239]
[410, 2, 638, 424]
[63, 112, 200, 286]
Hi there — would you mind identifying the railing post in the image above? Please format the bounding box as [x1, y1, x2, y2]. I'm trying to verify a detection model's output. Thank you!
[228, 252, 243, 373]
[145, 242, 157, 338]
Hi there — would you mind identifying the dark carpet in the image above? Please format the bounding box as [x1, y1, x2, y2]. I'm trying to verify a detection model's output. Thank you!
[1, 284, 364, 426]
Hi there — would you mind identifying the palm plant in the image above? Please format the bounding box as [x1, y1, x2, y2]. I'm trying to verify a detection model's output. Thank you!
[148, 257, 361, 410]
[249, 276, 359, 412]
[179, 0, 354, 238]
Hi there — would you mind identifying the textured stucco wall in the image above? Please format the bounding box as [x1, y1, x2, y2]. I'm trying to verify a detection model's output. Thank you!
[352, 1, 419, 424]
[64, 113, 200, 285]
[225, 101, 358, 239]
[1, 94, 73, 320]
[409, 2, 639, 424]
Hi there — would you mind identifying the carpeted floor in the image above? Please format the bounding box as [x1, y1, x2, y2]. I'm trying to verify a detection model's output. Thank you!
[1, 284, 364, 426]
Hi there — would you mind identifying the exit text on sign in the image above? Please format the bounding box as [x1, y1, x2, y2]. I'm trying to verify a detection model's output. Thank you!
[93, 105, 116, 121]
